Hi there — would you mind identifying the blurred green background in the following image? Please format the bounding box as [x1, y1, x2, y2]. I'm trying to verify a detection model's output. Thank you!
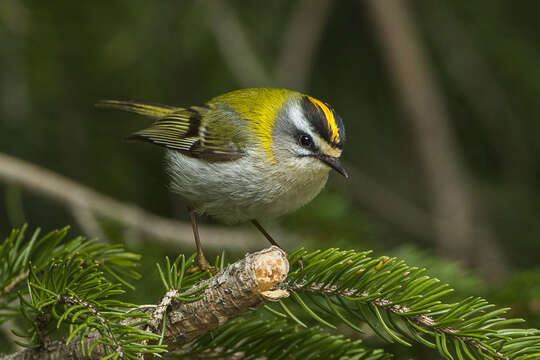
[1, 0, 539, 357]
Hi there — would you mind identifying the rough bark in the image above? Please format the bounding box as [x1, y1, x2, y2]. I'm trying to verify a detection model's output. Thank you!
[0, 246, 289, 360]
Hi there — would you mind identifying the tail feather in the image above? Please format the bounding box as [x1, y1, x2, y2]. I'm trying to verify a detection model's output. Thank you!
[96, 100, 181, 118]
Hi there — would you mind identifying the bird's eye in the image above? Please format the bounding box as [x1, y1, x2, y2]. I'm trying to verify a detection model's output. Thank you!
[298, 134, 314, 148]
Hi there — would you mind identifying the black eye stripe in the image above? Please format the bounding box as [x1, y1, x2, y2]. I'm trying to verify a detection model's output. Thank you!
[300, 96, 345, 149]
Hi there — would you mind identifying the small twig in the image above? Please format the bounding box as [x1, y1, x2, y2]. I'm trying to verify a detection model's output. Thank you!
[147, 289, 179, 332]
[295, 282, 507, 359]
[0, 271, 29, 296]
[0, 152, 259, 250]
[60, 295, 125, 357]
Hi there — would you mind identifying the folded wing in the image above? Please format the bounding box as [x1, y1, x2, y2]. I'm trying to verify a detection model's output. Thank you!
[97, 100, 245, 162]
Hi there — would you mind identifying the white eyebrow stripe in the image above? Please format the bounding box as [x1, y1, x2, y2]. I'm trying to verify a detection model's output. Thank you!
[288, 101, 311, 132]
[287, 101, 328, 150]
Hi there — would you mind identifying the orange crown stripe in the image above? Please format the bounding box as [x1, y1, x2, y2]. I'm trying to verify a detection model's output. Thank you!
[308, 97, 340, 143]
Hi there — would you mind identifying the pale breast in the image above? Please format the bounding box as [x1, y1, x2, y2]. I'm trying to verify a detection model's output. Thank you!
[166, 150, 330, 223]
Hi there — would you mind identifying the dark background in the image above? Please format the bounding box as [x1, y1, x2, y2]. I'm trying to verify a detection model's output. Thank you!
[1, 1, 539, 357]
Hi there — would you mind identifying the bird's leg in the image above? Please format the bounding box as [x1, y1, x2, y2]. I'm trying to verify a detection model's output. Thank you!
[251, 220, 303, 269]
[251, 219, 280, 247]
[188, 208, 215, 274]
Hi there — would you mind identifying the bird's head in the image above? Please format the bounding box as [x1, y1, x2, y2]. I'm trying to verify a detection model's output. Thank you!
[271, 94, 347, 178]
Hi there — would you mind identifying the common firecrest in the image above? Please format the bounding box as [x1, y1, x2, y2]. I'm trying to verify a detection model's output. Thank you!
[98, 88, 347, 270]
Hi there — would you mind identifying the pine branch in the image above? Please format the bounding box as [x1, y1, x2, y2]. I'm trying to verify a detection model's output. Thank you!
[1, 226, 289, 360]
[1, 224, 140, 304]
[1, 226, 155, 358]
[3, 227, 539, 359]
[271, 248, 540, 360]
[184, 314, 392, 360]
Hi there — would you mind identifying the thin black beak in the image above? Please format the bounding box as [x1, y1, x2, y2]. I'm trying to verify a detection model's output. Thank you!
[317, 155, 349, 178]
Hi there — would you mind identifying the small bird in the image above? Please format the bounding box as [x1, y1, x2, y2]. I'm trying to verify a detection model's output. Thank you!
[98, 88, 347, 271]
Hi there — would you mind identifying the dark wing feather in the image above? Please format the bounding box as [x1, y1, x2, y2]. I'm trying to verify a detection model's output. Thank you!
[127, 108, 201, 152]
[98, 100, 245, 162]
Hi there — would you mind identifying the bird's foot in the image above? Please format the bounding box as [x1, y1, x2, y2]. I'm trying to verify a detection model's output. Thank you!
[188, 255, 217, 275]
